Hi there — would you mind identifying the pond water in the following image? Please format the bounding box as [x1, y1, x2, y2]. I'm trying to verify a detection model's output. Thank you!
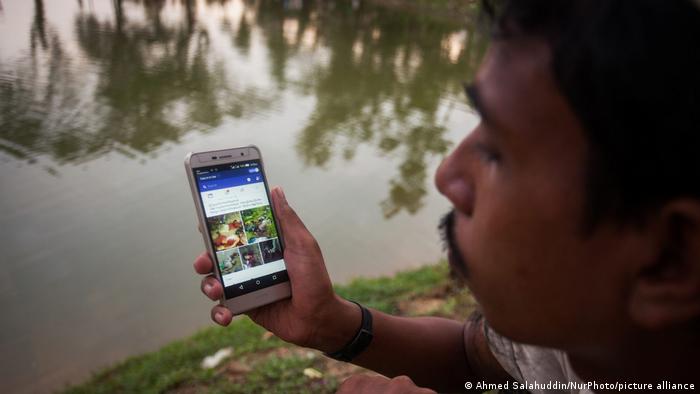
[0, 0, 483, 392]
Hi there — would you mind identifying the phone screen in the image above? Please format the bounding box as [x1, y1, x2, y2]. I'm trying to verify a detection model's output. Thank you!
[193, 159, 288, 299]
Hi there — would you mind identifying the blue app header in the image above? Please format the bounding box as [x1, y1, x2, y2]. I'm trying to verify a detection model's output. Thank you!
[195, 162, 263, 192]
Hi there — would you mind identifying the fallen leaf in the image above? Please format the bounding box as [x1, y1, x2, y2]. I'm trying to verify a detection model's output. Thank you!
[303, 367, 323, 379]
[201, 347, 234, 369]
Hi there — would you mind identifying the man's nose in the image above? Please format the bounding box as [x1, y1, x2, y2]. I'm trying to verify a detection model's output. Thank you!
[434, 142, 475, 217]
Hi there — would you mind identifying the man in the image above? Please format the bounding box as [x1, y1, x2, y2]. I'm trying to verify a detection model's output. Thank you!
[194, 1, 700, 392]
[256, 216, 270, 239]
[241, 251, 259, 269]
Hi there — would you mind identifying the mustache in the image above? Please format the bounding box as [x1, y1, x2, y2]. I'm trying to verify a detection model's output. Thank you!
[438, 209, 469, 281]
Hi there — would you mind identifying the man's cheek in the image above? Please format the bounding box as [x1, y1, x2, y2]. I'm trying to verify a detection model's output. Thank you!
[454, 217, 493, 292]
[457, 209, 530, 297]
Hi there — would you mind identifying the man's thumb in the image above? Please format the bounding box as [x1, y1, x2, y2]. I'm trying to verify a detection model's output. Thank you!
[271, 187, 308, 241]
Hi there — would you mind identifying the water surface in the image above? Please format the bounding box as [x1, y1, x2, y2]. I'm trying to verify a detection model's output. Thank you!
[0, 0, 483, 391]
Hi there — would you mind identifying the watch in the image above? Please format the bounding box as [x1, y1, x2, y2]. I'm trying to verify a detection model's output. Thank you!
[324, 301, 374, 362]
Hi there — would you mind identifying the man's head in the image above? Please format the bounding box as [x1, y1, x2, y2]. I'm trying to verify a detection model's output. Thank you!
[436, 0, 700, 351]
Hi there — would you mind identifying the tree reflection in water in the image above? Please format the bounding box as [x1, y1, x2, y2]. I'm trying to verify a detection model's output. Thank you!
[73, 0, 276, 157]
[0, 0, 276, 165]
[0, 0, 485, 216]
[251, 1, 485, 217]
[0, 0, 80, 165]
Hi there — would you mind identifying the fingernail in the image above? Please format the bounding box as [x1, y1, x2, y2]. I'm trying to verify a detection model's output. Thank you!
[205, 283, 213, 292]
[278, 187, 287, 202]
[215, 312, 223, 323]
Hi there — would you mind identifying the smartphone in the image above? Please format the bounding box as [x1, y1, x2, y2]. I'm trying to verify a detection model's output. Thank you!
[185, 146, 291, 315]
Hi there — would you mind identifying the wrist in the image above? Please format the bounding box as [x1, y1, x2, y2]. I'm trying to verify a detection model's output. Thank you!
[309, 295, 362, 353]
[324, 300, 373, 362]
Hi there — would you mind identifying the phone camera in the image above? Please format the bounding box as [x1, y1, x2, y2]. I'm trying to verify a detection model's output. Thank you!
[212, 156, 218, 160]
[240, 152, 245, 156]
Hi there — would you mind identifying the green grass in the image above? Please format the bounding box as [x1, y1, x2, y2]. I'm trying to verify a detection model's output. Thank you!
[227, 355, 337, 394]
[65, 262, 457, 394]
[65, 318, 282, 394]
[335, 262, 450, 313]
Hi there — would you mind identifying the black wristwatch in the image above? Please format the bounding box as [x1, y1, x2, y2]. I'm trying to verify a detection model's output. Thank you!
[324, 301, 374, 362]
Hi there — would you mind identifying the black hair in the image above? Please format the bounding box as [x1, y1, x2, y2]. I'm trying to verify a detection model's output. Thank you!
[482, 0, 700, 229]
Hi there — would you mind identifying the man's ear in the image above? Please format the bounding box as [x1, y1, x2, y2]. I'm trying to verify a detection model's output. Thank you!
[628, 199, 700, 330]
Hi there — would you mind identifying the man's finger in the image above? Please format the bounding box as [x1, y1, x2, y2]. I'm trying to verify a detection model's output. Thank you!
[211, 305, 233, 326]
[271, 187, 312, 248]
[193, 251, 213, 274]
[337, 374, 375, 393]
[201, 275, 223, 301]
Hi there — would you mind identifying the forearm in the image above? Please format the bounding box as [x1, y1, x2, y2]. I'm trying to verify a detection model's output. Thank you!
[311, 296, 475, 392]
[356, 311, 472, 391]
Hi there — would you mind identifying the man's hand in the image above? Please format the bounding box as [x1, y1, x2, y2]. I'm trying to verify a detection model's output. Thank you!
[337, 375, 437, 394]
[193, 187, 360, 350]
[193, 187, 504, 392]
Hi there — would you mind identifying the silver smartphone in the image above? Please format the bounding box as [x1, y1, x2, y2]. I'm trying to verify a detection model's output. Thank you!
[185, 146, 291, 315]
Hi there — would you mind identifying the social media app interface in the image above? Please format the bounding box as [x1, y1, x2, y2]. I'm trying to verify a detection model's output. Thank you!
[194, 160, 287, 298]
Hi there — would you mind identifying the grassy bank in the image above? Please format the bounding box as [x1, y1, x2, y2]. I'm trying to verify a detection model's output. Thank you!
[65, 262, 477, 393]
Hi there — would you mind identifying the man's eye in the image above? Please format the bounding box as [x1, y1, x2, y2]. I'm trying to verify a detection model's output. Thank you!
[473, 142, 501, 163]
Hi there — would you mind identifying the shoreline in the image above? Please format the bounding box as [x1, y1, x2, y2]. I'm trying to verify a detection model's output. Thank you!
[64, 262, 476, 393]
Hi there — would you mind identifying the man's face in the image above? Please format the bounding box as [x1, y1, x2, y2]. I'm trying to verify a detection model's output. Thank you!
[436, 39, 644, 348]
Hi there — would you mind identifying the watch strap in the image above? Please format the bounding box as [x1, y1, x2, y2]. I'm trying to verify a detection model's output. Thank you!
[324, 301, 373, 362]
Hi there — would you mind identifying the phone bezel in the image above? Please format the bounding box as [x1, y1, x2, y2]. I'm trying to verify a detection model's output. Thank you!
[184, 145, 291, 315]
